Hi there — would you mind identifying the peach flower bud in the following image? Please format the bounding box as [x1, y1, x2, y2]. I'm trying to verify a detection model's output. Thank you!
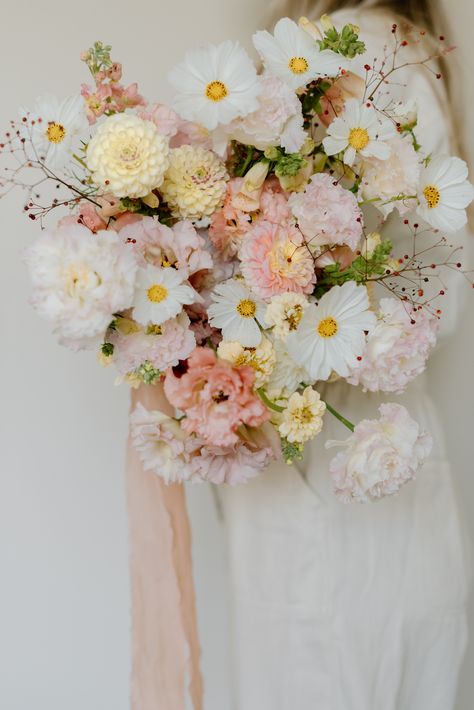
[298, 16, 323, 40]
[142, 192, 160, 209]
[232, 161, 270, 212]
[364, 232, 381, 258]
[319, 72, 365, 127]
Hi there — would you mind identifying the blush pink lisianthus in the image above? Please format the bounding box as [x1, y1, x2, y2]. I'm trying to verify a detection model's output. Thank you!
[288, 173, 363, 251]
[138, 102, 211, 148]
[163, 347, 270, 447]
[259, 176, 292, 226]
[239, 220, 315, 299]
[118, 216, 212, 276]
[209, 178, 252, 260]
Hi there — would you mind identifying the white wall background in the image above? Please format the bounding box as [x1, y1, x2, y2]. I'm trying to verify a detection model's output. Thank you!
[0, 1, 472, 709]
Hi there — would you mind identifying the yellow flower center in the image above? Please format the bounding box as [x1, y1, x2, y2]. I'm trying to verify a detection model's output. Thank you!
[236, 299, 257, 318]
[289, 57, 309, 74]
[348, 127, 370, 151]
[317, 316, 339, 338]
[146, 324, 163, 335]
[292, 406, 315, 424]
[286, 305, 303, 331]
[423, 184, 441, 209]
[205, 81, 228, 102]
[46, 122, 66, 143]
[147, 284, 168, 303]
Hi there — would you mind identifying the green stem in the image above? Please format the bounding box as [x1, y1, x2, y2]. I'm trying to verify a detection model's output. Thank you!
[257, 388, 285, 413]
[73, 153, 88, 170]
[235, 146, 254, 177]
[323, 400, 355, 432]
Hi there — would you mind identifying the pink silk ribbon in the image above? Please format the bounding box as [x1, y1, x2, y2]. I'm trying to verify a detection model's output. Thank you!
[126, 385, 203, 710]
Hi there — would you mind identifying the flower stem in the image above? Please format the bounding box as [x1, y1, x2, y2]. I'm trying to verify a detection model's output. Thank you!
[323, 400, 355, 432]
[257, 388, 285, 413]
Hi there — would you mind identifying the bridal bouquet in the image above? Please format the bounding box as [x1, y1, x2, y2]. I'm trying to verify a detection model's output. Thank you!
[4, 16, 473, 501]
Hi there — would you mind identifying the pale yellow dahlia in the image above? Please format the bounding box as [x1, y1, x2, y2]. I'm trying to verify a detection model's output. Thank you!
[86, 114, 170, 198]
[278, 387, 326, 444]
[217, 337, 276, 388]
[160, 145, 228, 221]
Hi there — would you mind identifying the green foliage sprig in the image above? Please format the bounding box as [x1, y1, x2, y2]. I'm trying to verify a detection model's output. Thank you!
[318, 23, 366, 58]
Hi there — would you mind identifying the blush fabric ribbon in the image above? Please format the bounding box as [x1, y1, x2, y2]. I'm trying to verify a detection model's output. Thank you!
[126, 385, 203, 710]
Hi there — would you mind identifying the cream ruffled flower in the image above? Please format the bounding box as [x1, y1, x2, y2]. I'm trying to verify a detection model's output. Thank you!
[86, 113, 170, 198]
[217, 337, 276, 387]
[278, 386, 326, 444]
[160, 145, 228, 221]
[265, 292, 309, 341]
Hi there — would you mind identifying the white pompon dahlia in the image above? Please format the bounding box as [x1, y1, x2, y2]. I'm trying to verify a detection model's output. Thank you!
[24, 224, 137, 350]
[160, 145, 228, 221]
[278, 387, 326, 444]
[416, 155, 474, 233]
[86, 113, 170, 198]
[168, 40, 260, 130]
[327, 403, 432, 503]
[253, 17, 345, 90]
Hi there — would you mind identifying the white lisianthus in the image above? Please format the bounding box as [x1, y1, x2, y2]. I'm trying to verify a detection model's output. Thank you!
[24, 224, 137, 350]
[323, 99, 397, 166]
[132, 264, 198, 326]
[28, 94, 88, 169]
[217, 336, 276, 387]
[327, 403, 432, 503]
[416, 154, 474, 232]
[168, 40, 260, 130]
[286, 281, 376, 381]
[160, 145, 228, 221]
[253, 17, 345, 90]
[265, 292, 309, 341]
[278, 386, 326, 444]
[130, 404, 193, 484]
[359, 134, 420, 217]
[86, 113, 170, 198]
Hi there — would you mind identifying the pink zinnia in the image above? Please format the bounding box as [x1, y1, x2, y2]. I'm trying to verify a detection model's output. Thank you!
[164, 347, 269, 447]
[288, 173, 363, 251]
[239, 220, 315, 299]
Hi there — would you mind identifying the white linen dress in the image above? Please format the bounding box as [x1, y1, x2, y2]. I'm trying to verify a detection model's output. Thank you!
[218, 9, 472, 710]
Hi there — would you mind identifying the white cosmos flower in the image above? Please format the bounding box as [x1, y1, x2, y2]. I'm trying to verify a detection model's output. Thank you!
[323, 99, 397, 166]
[416, 155, 474, 232]
[133, 265, 197, 326]
[207, 279, 267, 347]
[168, 40, 260, 131]
[253, 17, 345, 91]
[28, 94, 88, 169]
[286, 281, 376, 381]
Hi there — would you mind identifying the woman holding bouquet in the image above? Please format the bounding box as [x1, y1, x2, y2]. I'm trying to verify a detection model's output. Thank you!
[213, 1, 472, 708]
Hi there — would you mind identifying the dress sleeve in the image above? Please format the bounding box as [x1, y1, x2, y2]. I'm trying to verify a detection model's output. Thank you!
[326, 8, 468, 341]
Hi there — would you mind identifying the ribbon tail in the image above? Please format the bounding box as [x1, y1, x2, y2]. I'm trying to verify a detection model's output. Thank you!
[127, 385, 203, 710]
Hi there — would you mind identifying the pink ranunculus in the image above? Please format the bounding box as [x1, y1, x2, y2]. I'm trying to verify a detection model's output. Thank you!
[239, 220, 315, 299]
[318, 71, 366, 127]
[259, 177, 291, 226]
[163, 347, 270, 447]
[209, 178, 252, 260]
[288, 173, 363, 251]
[328, 403, 432, 503]
[347, 298, 439, 393]
[118, 216, 212, 276]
